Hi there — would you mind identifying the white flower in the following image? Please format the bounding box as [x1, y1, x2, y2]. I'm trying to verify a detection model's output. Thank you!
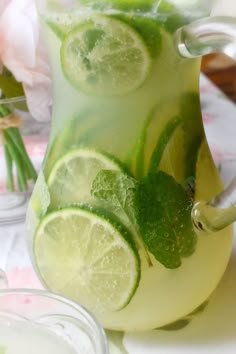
[0, 0, 52, 121]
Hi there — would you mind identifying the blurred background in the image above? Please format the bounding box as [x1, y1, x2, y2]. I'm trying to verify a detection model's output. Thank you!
[202, 54, 236, 102]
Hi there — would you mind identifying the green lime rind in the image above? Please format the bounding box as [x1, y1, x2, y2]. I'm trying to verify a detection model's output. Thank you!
[125, 104, 158, 178]
[134, 105, 157, 178]
[148, 116, 181, 174]
[60, 15, 151, 96]
[79, 0, 156, 11]
[34, 204, 141, 311]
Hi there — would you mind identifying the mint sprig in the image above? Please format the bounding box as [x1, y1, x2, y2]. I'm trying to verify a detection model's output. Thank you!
[91, 169, 153, 266]
[91, 169, 196, 269]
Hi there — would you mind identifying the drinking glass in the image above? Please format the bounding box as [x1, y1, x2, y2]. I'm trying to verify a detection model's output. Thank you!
[0, 288, 108, 354]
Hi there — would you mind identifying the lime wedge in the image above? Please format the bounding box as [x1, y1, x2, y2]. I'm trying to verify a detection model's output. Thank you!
[60, 15, 151, 95]
[34, 206, 140, 311]
[31, 171, 51, 218]
[47, 148, 124, 208]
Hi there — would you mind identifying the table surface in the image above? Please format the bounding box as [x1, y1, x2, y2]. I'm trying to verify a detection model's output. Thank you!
[202, 54, 236, 103]
[1, 75, 236, 354]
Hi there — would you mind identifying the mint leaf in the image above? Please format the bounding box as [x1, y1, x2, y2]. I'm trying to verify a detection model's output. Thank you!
[148, 116, 180, 174]
[135, 171, 196, 268]
[91, 169, 138, 225]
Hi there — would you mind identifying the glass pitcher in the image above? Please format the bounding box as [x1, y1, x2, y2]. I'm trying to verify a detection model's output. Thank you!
[27, 0, 236, 332]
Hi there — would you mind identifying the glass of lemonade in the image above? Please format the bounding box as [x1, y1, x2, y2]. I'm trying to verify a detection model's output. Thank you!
[27, 0, 236, 331]
[0, 289, 108, 354]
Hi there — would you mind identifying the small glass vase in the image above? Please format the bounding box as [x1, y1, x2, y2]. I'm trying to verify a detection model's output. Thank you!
[0, 96, 37, 225]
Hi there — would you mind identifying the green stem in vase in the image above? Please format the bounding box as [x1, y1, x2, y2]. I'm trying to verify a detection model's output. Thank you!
[3, 130, 28, 191]
[4, 144, 14, 191]
[0, 98, 37, 192]
[10, 127, 37, 181]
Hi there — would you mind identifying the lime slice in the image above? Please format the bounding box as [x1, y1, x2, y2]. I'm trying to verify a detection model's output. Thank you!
[60, 15, 151, 95]
[47, 148, 124, 208]
[34, 206, 140, 311]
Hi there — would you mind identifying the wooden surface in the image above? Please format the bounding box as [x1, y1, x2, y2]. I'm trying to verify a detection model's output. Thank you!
[201, 54, 236, 102]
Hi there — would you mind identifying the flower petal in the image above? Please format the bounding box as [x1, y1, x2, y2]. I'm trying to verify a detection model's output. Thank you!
[23, 83, 52, 122]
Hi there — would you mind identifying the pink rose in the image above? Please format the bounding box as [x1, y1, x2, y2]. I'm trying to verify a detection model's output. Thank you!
[0, 0, 52, 121]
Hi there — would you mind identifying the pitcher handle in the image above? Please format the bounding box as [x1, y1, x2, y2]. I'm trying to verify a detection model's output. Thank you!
[175, 16, 236, 60]
[175, 16, 236, 233]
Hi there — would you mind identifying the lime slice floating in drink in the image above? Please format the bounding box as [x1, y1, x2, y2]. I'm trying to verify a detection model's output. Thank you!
[60, 15, 151, 95]
[47, 148, 124, 208]
[34, 205, 140, 311]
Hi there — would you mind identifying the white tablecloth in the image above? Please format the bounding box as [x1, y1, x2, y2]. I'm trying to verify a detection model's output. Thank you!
[1, 75, 236, 353]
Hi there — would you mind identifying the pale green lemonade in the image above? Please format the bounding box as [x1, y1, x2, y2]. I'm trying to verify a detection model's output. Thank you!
[0, 318, 77, 354]
[27, 0, 233, 331]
